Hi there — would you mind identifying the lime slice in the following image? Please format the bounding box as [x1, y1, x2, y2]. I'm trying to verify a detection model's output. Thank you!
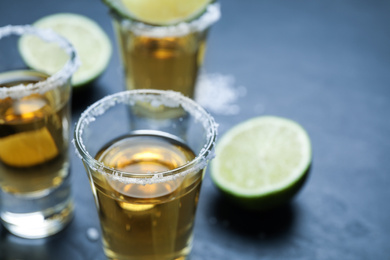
[104, 0, 212, 25]
[211, 116, 312, 210]
[19, 13, 112, 87]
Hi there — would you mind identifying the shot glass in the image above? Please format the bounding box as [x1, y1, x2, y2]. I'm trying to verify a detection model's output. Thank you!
[103, 1, 220, 98]
[0, 25, 79, 238]
[74, 90, 217, 259]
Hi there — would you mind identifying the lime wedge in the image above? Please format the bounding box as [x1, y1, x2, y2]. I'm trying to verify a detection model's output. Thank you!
[19, 13, 112, 87]
[104, 0, 212, 25]
[211, 116, 312, 210]
[0, 127, 58, 167]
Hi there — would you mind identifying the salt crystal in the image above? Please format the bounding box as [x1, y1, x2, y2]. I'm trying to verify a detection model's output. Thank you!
[0, 25, 80, 99]
[195, 73, 246, 115]
[73, 90, 218, 186]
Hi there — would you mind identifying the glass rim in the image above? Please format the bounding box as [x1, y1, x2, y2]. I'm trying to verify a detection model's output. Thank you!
[73, 89, 218, 185]
[0, 24, 80, 99]
[109, 2, 221, 37]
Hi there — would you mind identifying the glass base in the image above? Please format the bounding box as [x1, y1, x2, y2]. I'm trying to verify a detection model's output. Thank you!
[1, 199, 73, 239]
[104, 246, 191, 260]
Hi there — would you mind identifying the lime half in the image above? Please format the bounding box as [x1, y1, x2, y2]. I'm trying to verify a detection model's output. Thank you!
[104, 0, 212, 25]
[19, 13, 112, 87]
[211, 116, 312, 210]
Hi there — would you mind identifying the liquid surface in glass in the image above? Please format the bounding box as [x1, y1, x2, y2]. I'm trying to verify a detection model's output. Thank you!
[93, 132, 202, 260]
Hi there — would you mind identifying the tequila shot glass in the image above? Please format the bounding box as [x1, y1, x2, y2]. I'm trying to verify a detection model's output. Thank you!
[0, 25, 79, 238]
[74, 89, 217, 259]
[103, 1, 220, 98]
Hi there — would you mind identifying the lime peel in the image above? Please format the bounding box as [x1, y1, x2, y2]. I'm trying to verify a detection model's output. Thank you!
[211, 116, 312, 210]
[19, 13, 112, 87]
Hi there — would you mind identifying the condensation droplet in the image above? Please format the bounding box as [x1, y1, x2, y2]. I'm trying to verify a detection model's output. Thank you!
[86, 227, 100, 241]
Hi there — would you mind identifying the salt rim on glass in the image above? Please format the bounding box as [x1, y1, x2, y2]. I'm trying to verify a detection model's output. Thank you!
[0, 24, 80, 99]
[117, 2, 221, 37]
[73, 89, 218, 186]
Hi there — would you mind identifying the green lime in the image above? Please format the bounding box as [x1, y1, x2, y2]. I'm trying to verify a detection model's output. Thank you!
[19, 13, 112, 87]
[104, 0, 212, 25]
[210, 116, 312, 211]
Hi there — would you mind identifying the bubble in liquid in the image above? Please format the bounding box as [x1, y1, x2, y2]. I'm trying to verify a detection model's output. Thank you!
[125, 224, 131, 231]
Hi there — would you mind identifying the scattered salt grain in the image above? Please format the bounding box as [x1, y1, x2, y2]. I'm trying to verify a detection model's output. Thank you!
[195, 73, 246, 115]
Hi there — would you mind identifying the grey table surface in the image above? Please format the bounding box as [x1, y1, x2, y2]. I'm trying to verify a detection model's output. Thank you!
[0, 0, 389, 259]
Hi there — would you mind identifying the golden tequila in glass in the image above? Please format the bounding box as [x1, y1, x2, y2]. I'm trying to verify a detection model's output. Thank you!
[0, 25, 79, 238]
[0, 71, 70, 194]
[107, 2, 220, 98]
[74, 90, 217, 259]
[93, 132, 201, 259]
[115, 26, 208, 98]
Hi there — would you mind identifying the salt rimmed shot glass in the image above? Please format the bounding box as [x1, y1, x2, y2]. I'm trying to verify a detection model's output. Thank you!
[74, 89, 217, 260]
[103, 1, 221, 98]
[0, 25, 79, 238]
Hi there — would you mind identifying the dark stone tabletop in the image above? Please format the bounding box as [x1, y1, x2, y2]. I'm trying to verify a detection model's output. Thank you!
[0, 0, 389, 259]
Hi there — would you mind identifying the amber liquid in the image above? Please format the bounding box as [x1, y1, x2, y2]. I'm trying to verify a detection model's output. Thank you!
[92, 131, 203, 260]
[0, 70, 71, 196]
[114, 22, 209, 98]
